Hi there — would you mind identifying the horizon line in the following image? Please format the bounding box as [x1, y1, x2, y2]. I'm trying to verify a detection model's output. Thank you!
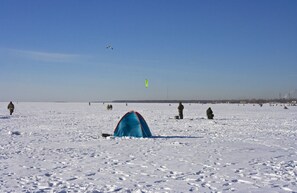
[1, 98, 296, 103]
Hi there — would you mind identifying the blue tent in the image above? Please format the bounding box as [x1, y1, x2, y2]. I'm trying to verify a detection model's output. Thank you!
[114, 111, 152, 138]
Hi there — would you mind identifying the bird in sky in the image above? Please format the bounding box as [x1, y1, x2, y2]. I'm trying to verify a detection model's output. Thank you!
[106, 45, 113, 50]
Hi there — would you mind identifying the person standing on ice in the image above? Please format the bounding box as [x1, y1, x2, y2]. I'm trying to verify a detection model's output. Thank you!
[206, 107, 214, 119]
[7, 101, 15, 115]
[178, 102, 184, 119]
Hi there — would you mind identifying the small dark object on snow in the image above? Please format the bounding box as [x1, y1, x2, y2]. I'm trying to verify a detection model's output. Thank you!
[284, 106, 288, 109]
[11, 131, 21, 135]
[102, 133, 112, 138]
[175, 115, 180, 119]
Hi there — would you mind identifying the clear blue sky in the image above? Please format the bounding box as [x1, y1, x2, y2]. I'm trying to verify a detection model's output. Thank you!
[0, 0, 296, 102]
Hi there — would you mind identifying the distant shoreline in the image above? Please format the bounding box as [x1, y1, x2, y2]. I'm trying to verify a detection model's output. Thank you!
[111, 99, 297, 104]
[1, 99, 296, 104]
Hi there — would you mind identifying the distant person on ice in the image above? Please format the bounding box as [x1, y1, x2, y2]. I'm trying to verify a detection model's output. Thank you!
[178, 102, 184, 119]
[206, 107, 214, 119]
[7, 101, 15, 115]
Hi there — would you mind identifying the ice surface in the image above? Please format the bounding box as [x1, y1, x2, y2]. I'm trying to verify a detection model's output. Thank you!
[0, 102, 296, 192]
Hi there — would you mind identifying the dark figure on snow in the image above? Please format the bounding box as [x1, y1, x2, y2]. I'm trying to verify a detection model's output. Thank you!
[178, 102, 184, 119]
[107, 104, 113, 110]
[206, 107, 214, 119]
[7, 101, 15, 115]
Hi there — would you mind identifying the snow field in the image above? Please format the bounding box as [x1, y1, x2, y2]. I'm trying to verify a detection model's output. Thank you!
[0, 102, 296, 192]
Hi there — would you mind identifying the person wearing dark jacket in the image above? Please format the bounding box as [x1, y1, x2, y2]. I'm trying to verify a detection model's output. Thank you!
[178, 102, 184, 119]
[206, 107, 214, 119]
[7, 101, 15, 115]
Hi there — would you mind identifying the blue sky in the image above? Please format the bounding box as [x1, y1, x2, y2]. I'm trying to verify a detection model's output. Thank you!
[0, 0, 296, 102]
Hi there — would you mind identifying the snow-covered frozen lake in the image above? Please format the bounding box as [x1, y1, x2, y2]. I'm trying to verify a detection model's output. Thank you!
[0, 102, 296, 192]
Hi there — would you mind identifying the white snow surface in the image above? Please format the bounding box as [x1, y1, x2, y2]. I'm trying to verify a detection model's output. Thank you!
[0, 102, 296, 193]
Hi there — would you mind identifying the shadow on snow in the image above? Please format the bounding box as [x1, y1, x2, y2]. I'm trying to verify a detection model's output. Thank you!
[152, 135, 202, 139]
[0, 116, 10, 120]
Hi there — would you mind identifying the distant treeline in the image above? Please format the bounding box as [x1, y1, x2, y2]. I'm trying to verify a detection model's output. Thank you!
[112, 99, 297, 104]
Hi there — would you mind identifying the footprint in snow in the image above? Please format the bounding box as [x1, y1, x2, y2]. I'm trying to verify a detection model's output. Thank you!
[66, 177, 77, 181]
[85, 172, 96, 176]
[154, 179, 167, 183]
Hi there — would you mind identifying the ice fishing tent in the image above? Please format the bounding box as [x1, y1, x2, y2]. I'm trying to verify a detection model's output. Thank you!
[114, 111, 152, 137]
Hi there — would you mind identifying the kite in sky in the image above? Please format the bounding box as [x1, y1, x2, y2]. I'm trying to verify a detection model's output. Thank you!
[145, 79, 148, 88]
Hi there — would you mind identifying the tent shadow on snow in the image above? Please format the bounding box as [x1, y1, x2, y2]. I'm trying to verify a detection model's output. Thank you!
[151, 136, 202, 139]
